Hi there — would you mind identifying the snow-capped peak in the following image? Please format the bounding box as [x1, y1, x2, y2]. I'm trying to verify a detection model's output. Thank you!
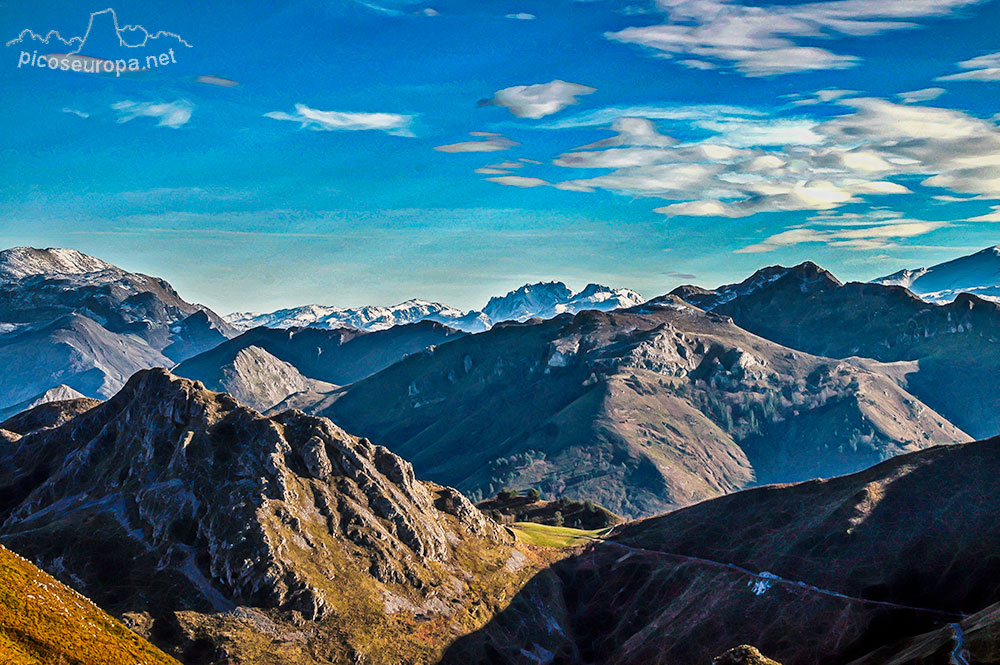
[0, 247, 117, 282]
[872, 246, 1000, 304]
[226, 281, 646, 333]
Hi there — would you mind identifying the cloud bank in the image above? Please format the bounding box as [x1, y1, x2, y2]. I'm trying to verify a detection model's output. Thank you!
[607, 0, 986, 76]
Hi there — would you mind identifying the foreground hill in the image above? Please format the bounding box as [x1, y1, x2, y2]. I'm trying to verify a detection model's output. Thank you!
[0, 544, 178, 665]
[173, 321, 463, 409]
[0, 247, 234, 410]
[0, 369, 536, 664]
[288, 298, 966, 518]
[672, 261, 1000, 439]
[443, 436, 1000, 665]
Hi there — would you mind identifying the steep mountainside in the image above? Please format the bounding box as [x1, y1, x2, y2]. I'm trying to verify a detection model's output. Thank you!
[0, 544, 179, 665]
[874, 246, 1000, 303]
[177, 345, 334, 411]
[0, 247, 235, 409]
[0, 369, 537, 665]
[227, 281, 644, 333]
[443, 436, 1000, 665]
[175, 320, 464, 394]
[288, 299, 966, 518]
[671, 261, 1000, 439]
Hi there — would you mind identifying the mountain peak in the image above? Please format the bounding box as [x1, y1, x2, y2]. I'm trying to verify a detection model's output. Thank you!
[1, 368, 513, 622]
[674, 261, 841, 311]
[0, 247, 116, 282]
[230, 280, 644, 333]
[872, 245, 1000, 304]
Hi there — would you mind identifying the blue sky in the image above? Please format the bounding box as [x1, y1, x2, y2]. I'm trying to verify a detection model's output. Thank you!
[2, 0, 999, 313]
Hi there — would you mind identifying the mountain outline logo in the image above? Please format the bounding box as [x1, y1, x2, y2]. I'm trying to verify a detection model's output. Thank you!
[6, 8, 192, 52]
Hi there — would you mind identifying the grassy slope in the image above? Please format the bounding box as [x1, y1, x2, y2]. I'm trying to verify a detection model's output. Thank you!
[0, 545, 178, 665]
[512, 522, 609, 548]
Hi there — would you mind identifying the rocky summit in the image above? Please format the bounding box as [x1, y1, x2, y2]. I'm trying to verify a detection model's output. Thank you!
[0, 369, 534, 664]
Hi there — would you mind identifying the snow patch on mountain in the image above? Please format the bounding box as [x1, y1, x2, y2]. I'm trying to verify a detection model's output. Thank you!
[226, 282, 645, 333]
[873, 247, 1000, 304]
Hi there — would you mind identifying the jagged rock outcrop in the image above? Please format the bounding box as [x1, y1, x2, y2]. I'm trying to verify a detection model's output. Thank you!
[0, 396, 101, 435]
[0, 369, 515, 633]
[714, 646, 782, 665]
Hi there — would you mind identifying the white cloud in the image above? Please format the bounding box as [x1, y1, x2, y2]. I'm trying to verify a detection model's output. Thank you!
[679, 59, 717, 70]
[493, 95, 1000, 225]
[967, 205, 1000, 222]
[576, 117, 677, 149]
[538, 103, 768, 130]
[485, 175, 549, 187]
[607, 0, 986, 76]
[736, 218, 949, 253]
[434, 132, 518, 152]
[897, 87, 946, 104]
[62, 107, 89, 118]
[113, 100, 192, 128]
[264, 104, 414, 136]
[937, 52, 1000, 81]
[791, 89, 857, 106]
[506, 12, 536, 20]
[488, 80, 596, 119]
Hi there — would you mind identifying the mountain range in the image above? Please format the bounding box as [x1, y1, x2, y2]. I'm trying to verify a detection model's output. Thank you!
[226, 281, 646, 333]
[281, 295, 966, 517]
[3, 243, 1000, 664]
[672, 260, 1000, 439]
[1, 370, 997, 664]
[172, 321, 465, 411]
[443, 434, 1000, 665]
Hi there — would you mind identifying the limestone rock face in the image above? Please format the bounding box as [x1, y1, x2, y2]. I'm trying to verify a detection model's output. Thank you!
[0, 369, 511, 620]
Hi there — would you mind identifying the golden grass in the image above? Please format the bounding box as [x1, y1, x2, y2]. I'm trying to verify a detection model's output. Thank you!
[0, 545, 179, 665]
